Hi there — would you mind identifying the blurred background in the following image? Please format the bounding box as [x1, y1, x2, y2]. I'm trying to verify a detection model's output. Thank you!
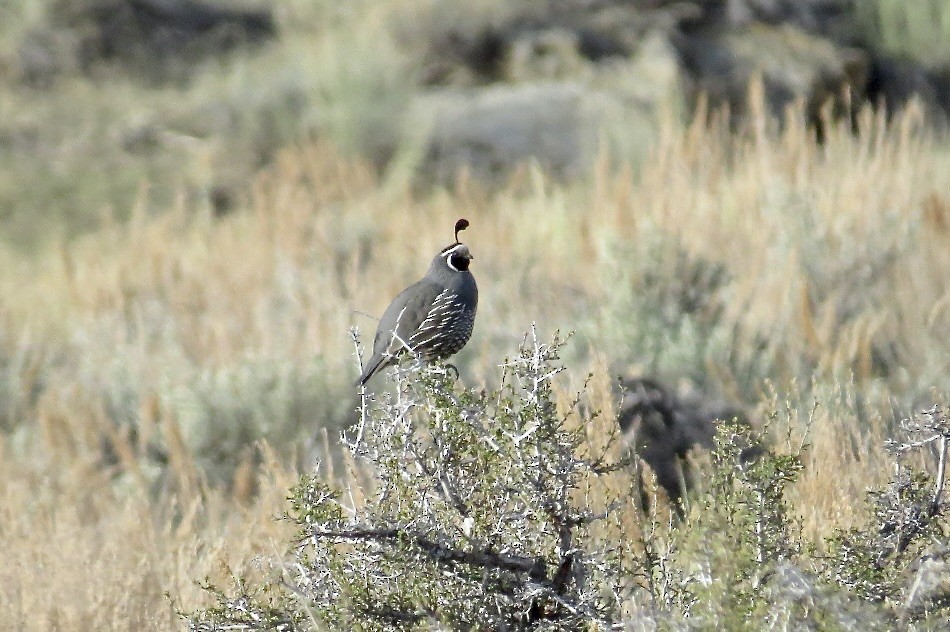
[2, 0, 949, 248]
[0, 1, 949, 629]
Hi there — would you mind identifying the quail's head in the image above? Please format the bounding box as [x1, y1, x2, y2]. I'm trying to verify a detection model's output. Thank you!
[439, 219, 474, 271]
[440, 243, 473, 271]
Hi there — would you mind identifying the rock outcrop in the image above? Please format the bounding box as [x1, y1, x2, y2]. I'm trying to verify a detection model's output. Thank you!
[17, 0, 276, 84]
[617, 376, 761, 511]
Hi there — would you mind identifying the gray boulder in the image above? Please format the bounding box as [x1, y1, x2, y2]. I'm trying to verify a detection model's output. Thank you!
[405, 30, 681, 183]
[16, 0, 276, 84]
[675, 23, 868, 126]
[867, 55, 949, 124]
[410, 82, 595, 182]
[676, 0, 856, 35]
[617, 376, 760, 512]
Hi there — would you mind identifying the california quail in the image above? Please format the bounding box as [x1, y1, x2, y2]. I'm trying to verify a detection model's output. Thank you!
[356, 219, 478, 386]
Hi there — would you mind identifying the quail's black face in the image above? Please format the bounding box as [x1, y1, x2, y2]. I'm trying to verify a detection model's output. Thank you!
[441, 243, 473, 272]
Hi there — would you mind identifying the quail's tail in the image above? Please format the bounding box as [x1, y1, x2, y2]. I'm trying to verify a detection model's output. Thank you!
[355, 354, 388, 387]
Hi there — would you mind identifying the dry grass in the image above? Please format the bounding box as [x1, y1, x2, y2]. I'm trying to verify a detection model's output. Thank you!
[0, 0, 413, 250]
[1, 93, 949, 627]
[0, 433, 297, 630]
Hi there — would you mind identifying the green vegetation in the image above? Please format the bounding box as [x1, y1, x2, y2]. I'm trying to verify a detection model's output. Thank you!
[192, 337, 949, 629]
[0, 1, 949, 629]
[0, 0, 411, 250]
[857, 0, 950, 65]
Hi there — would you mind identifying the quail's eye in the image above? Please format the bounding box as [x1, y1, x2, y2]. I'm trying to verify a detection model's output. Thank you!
[449, 253, 470, 271]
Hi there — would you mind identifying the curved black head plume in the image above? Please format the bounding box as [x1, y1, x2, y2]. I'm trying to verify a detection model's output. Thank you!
[454, 218, 469, 244]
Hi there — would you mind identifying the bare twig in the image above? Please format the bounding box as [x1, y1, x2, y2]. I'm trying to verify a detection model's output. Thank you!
[310, 525, 548, 578]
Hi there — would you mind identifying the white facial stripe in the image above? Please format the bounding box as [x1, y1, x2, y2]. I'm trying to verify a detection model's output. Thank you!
[442, 243, 467, 271]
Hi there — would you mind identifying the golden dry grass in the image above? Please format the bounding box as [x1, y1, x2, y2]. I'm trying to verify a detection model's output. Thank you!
[1, 97, 949, 627]
[0, 434, 297, 630]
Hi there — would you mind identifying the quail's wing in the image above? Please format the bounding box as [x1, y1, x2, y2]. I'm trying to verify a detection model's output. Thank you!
[372, 279, 446, 357]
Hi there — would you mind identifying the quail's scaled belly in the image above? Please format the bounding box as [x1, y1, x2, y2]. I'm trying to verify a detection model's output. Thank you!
[409, 291, 476, 360]
[426, 307, 475, 359]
